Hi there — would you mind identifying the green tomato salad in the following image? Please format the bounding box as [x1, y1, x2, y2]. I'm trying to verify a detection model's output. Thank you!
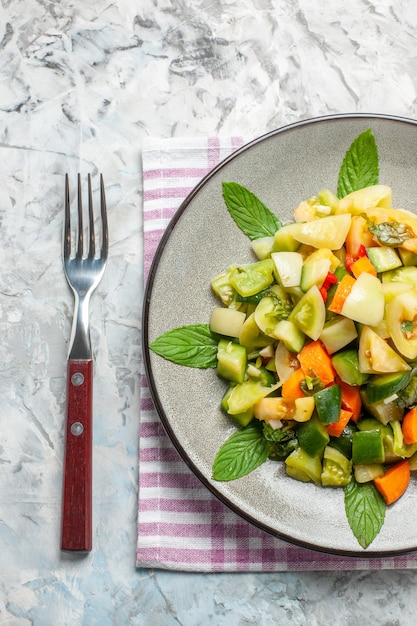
[150, 129, 417, 549]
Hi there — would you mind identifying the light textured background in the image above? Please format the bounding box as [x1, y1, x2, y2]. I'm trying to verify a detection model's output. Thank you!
[1, 0, 417, 624]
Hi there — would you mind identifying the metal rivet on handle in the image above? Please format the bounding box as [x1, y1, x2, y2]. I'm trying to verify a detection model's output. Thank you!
[71, 422, 84, 436]
[71, 372, 85, 386]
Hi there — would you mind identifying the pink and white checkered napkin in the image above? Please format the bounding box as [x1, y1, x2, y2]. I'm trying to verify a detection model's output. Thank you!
[137, 136, 417, 572]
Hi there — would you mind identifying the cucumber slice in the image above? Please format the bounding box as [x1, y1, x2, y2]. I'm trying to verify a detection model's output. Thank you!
[364, 371, 411, 404]
[300, 257, 331, 292]
[288, 285, 326, 341]
[217, 340, 247, 384]
[331, 349, 369, 386]
[366, 246, 402, 273]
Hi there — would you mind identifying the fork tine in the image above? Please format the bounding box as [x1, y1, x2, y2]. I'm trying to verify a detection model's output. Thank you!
[64, 174, 71, 260]
[76, 173, 84, 259]
[100, 174, 109, 259]
[87, 174, 95, 260]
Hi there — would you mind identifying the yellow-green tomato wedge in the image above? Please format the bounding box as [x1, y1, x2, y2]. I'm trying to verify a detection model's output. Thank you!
[209, 307, 246, 338]
[386, 289, 417, 359]
[271, 251, 303, 288]
[289, 214, 352, 250]
[358, 326, 411, 374]
[336, 184, 392, 214]
[289, 285, 326, 340]
[341, 272, 385, 326]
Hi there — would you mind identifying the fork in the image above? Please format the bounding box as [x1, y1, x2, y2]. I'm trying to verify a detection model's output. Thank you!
[61, 173, 108, 552]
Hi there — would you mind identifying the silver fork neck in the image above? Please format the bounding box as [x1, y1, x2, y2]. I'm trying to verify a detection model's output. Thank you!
[68, 292, 93, 360]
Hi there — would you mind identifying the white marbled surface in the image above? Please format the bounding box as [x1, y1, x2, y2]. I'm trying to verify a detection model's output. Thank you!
[2, 0, 417, 624]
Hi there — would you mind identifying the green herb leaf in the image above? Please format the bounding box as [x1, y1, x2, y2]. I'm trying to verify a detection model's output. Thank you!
[150, 324, 218, 368]
[368, 221, 412, 247]
[212, 422, 270, 481]
[222, 181, 282, 240]
[337, 128, 379, 198]
[344, 478, 386, 549]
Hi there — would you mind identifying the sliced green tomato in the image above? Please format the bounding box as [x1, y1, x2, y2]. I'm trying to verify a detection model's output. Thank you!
[319, 316, 358, 355]
[341, 272, 385, 327]
[285, 447, 322, 484]
[381, 281, 413, 304]
[386, 289, 417, 359]
[271, 251, 303, 288]
[382, 266, 417, 287]
[358, 326, 411, 374]
[230, 259, 275, 297]
[336, 184, 392, 214]
[226, 380, 281, 415]
[253, 285, 292, 336]
[272, 319, 305, 353]
[321, 446, 352, 487]
[288, 285, 326, 341]
[289, 214, 352, 250]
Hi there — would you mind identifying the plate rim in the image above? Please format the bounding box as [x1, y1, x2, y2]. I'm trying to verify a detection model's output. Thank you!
[142, 112, 417, 558]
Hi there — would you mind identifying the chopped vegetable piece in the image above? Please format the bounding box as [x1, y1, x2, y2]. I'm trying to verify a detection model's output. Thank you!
[297, 414, 330, 457]
[285, 447, 322, 484]
[350, 255, 377, 278]
[352, 430, 385, 465]
[340, 273, 385, 327]
[298, 340, 336, 386]
[327, 409, 353, 438]
[321, 446, 352, 487]
[338, 378, 362, 422]
[314, 384, 342, 424]
[216, 340, 247, 384]
[253, 397, 295, 422]
[288, 285, 326, 340]
[402, 407, 417, 445]
[328, 274, 356, 314]
[373, 460, 411, 505]
[281, 367, 306, 399]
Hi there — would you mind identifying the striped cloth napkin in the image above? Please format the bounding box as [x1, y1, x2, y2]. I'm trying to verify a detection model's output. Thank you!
[137, 135, 417, 571]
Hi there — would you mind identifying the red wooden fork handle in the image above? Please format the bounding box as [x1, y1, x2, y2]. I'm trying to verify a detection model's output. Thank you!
[61, 359, 93, 552]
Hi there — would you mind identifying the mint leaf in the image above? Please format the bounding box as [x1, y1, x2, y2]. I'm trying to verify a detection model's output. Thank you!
[222, 181, 282, 240]
[337, 128, 379, 198]
[212, 422, 270, 481]
[150, 324, 218, 368]
[344, 478, 386, 549]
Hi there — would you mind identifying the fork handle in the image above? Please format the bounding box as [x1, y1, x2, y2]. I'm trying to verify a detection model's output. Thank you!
[61, 358, 93, 552]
